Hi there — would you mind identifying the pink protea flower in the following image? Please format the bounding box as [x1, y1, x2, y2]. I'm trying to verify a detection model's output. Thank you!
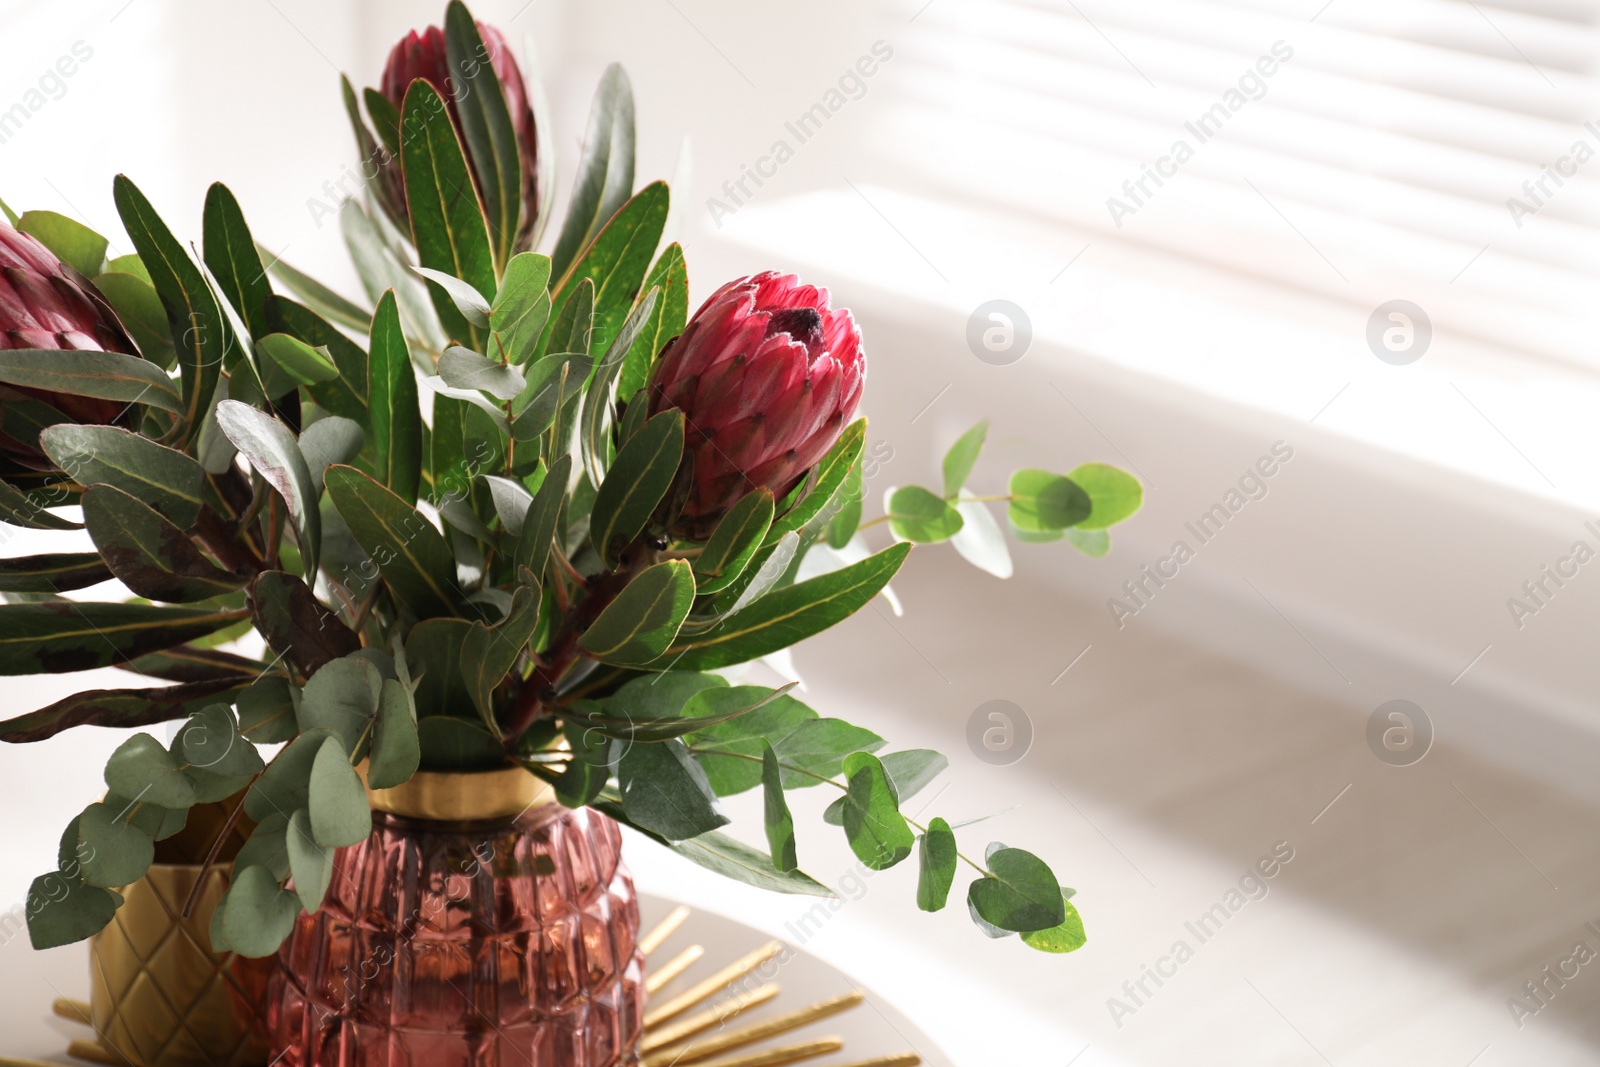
[648, 272, 866, 539]
[0, 222, 136, 475]
[377, 18, 541, 249]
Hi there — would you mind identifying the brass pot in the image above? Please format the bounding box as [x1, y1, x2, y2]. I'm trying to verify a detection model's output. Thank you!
[89, 800, 273, 1067]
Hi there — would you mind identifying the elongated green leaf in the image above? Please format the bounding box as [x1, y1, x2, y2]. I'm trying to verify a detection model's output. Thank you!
[272, 299, 368, 421]
[578, 287, 660, 487]
[416, 714, 504, 771]
[0, 677, 248, 743]
[309, 734, 371, 847]
[201, 183, 273, 339]
[942, 420, 988, 497]
[917, 818, 958, 911]
[619, 738, 728, 841]
[325, 464, 467, 618]
[0, 552, 109, 593]
[887, 485, 963, 543]
[259, 248, 371, 334]
[113, 175, 234, 444]
[18, 210, 107, 276]
[286, 808, 333, 912]
[256, 333, 338, 385]
[591, 409, 682, 567]
[578, 560, 695, 666]
[83, 485, 242, 603]
[551, 64, 635, 279]
[40, 424, 204, 527]
[556, 182, 667, 360]
[0, 479, 80, 530]
[123, 645, 265, 684]
[402, 79, 495, 348]
[215, 401, 320, 580]
[248, 570, 361, 678]
[662, 830, 834, 898]
[617, 243, 688, 402]
[459, 585, 539, 728]
[405, 617, 474, 721]
[657, 542, 910, 670]
[968, 847, 1068, 932]
[0, 601, 247, 675]
[695, 490, 775, 595]
[299, 416, 364, 491]
[1069, 462, 1143, 530]
[684, 690, 822, 796]
[841, 751, 914, 871]
[761, 741, 798, 872]
[91, 271, 177, 369]
[368, 291, 422, 503]
[439, 345, 524, 400]
[444, 1, 523, 270]
[0, 349, 181, 415]
[1008, 469, 1091, 532]
[514, 453, 570, 580]
[548, 719, 610, 808]
[368, 679, 421, 789]
[573, 682, 797, 743]
[766, 419, 865, 547]
[491, 252, 553, 364]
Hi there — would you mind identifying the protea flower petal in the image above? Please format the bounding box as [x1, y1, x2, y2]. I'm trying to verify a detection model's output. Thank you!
[647, 271, 866, 538]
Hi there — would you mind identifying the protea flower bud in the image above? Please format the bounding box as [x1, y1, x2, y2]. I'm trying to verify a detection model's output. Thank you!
[376, 19, 541, 250]
[648, 272, 865, 540]
[0, 222, 135, 475]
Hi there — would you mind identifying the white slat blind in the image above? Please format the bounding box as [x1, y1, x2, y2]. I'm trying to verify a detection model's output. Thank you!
[879, 0, 1600, 371]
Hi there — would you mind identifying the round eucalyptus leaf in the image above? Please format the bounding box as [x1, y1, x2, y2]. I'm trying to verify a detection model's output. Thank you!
[286, 809, 334, 913]
[1007, 469, 1091, 533]
[105, 733, 196, 810]
[221, 864, 302, 959]
[308, 735, 372, 848]
[886, 486, 964, 544]
[78, 802, 155, 888]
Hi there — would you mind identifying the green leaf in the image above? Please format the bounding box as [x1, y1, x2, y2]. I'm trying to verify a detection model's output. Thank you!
[617, 243, 688, 402]
[109, 793, 188, 842]
[0, 601, 247, 676]
[26, 876, 122, 950]
[684, 690, 822, 797]
[40, 424, 204, 527]
[0, 195, 16, 226]
[259, 249, 372, 336]
[308, 734, 371, 847]
[657, 542, 910, 671]
[232, 812, 290, 881]
[286, 808, 334, 913]
[0, 552, 110, 593]
[106, 732, 196, 809]
[950, 499, 1013, 578]
[174, 703, 263, 778]
[201, 183, 273, 340]
[618, 738, 729, 841]
[215, 401, 321, 580]
[91, 271, 177, 369]
[917, 818, 958, 912]
[549, 720, 610, 808]
[325, 464, 467, 619]
[824, 749, 947, 826]
[0, 478, 80, 530]
[405, 617, 474, 721]
[968, 847, 1068, 932]
[942, 420, 989, 497]
[417, 714, 505, 771]
[273, 299, 369, 421]
[299, 416, 365, 491]
[591, 409, 683, 567]
[83, 485, 243, 603]
[510, 322, 591, 443]
[238, 675, 298, 744]
[841, 751, 914, 871]
[248, 570, 361, 678]
[0, 677, 249, 743]
[765, 420, 865, 548]
[887, 486, 964, 543]
[578, 560, 695, 666]
[298, 655, 383, 756]
[245, 728, 330, 821]
[514, 453, 570, 581]
[578, 287, 661, 487]
[77, 801, 155, 887]
[0, 349, 182, 415]
[485, 475, 533, 534]
[826, 462, 864, 549]
[439, 345, 525, 400]
[551, 64, 636, 279]
[572, 682, 797, 743]
[1008, 469, 1091, 533]
[18, 210, 106, 276]
[1023, 895, 1086, 953]
[256, 333, 339, 386]
[459, 585, 540, 728]
[660, 830, 834, 898]
[558, 184, 667, 365]
[415, 268, 492, 328]
[444, 1, 524, 270]
[693, 490, 774, 595]
[368, 679, 421, 789]
[113, 175, 234, 445]
[221, 864, 301, 958]
[1069, 463, 1142, 530]
[1065, 527, 1110, 557]
[401, 78, 495, 348]
[491, 253, 554, 364]
[772, 718, 885, 789]
[761, 741, 798, 873]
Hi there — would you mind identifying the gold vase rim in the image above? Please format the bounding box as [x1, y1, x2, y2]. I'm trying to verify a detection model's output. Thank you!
[360, 762, 555, 822]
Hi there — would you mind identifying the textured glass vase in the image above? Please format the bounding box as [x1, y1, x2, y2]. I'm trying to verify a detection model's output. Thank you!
[267, 768, 644, 1067]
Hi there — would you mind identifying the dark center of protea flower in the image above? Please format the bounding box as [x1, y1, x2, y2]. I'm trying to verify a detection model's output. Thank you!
[764, 307, 824, 358]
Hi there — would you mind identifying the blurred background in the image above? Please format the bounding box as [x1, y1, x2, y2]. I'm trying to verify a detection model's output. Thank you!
[4, 0, 1600, 1062]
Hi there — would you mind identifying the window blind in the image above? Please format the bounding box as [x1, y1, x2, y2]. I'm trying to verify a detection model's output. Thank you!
[878, 0, 1600, 371]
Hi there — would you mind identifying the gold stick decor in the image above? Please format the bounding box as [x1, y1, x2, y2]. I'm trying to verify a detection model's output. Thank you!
[640, 904, 693, 955]
[643, 940, 784, 1029]
[640, 984, 782, 1053]
[830, 1057, 923, 1067]
[642, 991, 864, 1067]
[646, 944, 706, 995]
[687, 1036, 843, 1067]
[51, 999, 92, 1025]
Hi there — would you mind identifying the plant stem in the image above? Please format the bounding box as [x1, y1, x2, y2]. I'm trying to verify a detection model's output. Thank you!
[179, 782, 255, 920]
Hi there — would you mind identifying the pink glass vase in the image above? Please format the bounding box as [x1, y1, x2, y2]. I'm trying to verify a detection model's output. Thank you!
[266, 768, 644, 1067]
